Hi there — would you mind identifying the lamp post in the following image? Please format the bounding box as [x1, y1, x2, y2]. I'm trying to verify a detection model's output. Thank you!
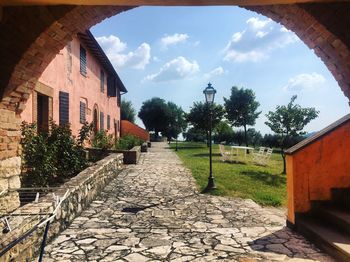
[203, 83, 217, 191]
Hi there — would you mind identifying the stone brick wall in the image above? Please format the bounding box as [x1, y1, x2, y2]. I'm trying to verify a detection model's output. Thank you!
[0, 153, 123, 261]
[87, 146, 141, 165]
[0, 108, 21, 214]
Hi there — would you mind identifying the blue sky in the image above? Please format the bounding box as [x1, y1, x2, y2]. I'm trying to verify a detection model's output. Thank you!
[91, 6, 349, 134]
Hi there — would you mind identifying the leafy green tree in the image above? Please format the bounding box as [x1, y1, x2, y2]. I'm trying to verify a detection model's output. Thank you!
[183, 127, 207, 142]
[232, 130, 245, 146]
[262, 134, 280, 148]
[265, 95, 319, 173]
[224, 86, 261, 147]
[138, 97, 171, 137]
[121, 100, 136, 123]
[163, 102, 187, 141]
[186, 102, 225, 131]
[213, 121, 234, 144]
[247, 128, 263, 147]
[186, 101, 225, 145]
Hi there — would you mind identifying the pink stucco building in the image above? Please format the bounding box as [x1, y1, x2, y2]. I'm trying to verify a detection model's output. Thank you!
[21, 30, 127, 138]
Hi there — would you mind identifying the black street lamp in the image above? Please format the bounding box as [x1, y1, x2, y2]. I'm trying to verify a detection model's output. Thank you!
[203, 83, 217, 191]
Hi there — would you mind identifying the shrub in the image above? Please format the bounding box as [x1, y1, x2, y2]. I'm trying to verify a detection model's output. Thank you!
[21, 121, 89, 187]
[115, 134, 144, 150]
[78, 122, 93, 146]
[91, 130, 114, 150]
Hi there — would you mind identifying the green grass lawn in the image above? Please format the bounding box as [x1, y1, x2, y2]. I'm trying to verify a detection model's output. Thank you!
[170, 142, 286, 207]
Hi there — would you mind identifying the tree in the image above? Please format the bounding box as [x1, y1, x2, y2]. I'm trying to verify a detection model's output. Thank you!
[262, 134, 280, 149]
[265, 95, 319, 173]
[183, 127, 207, 142]
[247, 128, 263, 147]
[224, 86, 261, 147]
[121, 100, 136, 123]
[163, 102, 187, 141]
[232, 130, 245, 146]
[138, 97, 170, 137]
[186, 101, 225, 145]
[213, 121, 234, 144]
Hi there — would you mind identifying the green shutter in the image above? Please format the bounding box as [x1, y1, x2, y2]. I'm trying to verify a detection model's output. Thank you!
[100, 112, 104, 130]
[100, 70, 105, 93]
[80, 46, 87, 76]
[80, 102, 86, 124]
[59, 91, 69, 126]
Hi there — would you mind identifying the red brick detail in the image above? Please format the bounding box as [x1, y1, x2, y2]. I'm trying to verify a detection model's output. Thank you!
[121, 120, 150, 142]
[0, 5, 132, 115]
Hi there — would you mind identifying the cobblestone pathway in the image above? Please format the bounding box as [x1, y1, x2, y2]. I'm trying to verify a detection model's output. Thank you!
[43, 142, 332, 261]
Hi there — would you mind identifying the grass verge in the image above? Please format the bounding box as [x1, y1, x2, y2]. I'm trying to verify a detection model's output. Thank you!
[171, 142, 286, 207]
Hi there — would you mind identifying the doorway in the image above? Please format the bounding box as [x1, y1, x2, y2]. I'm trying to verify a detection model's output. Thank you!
[37, 93, 49, 132]
[93, 107, 99, 134]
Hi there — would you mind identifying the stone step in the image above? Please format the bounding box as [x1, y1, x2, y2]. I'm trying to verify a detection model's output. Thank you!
[313, 205, 350, 235]
[297, 216, 350, 262]
[331, 188, 350, 208]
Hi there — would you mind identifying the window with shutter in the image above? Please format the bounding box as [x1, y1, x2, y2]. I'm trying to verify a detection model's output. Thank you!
[107, 115, 110, 130]
[100, 70, 105, 93]
[100, 112, 104, 131]
[59, 91, 69, 126]
[80, 46, 87, 76]
[107, 76, 116, 97]
[80, 102, 86, 124]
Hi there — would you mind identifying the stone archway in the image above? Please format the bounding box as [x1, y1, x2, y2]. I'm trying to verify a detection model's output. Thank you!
[1, 0, 350, 215]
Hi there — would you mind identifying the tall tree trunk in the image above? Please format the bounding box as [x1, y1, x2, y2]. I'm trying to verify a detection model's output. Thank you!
[281, 150, 286, 174]
[244, 125, 248, 147]
[281, 135, 287, 174]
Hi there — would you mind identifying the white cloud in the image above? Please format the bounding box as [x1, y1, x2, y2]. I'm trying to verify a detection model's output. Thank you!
[204, 66, 226, 79]
[283, 73, 326, 91]
[224, 50, 267, 63]
[153, 56, 161, 62]
[97, 35, 151, 70]
[223, 17, 299, 63]
[246, 17, 271, 31]
[144, 56, 199, 82]
[161, 33, 189, 49]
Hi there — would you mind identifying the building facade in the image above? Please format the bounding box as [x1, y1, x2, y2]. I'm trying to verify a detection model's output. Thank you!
[21, 30, 127, 138]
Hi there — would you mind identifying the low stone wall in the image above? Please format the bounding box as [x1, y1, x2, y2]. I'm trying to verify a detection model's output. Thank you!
[0, 156, 21, 214]
[87, 146, 142, 165]
[0, 153, 123, 261]
[116, 146, 141, 164]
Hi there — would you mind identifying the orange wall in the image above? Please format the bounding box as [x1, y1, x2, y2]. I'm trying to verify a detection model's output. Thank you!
[121, 120, 150, 141]
[287, 121, 350, 224]
[21, 38, 121, 138]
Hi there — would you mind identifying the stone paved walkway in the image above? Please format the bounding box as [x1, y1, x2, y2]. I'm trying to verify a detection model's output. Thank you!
[42, 142, 333, 261]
